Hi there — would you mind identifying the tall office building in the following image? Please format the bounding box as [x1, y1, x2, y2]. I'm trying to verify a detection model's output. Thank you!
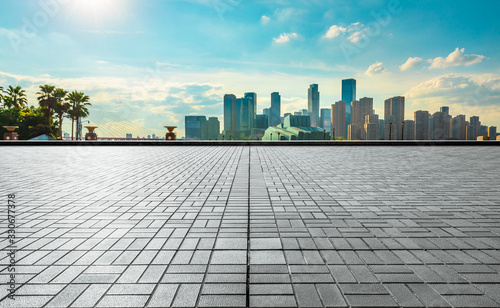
[263, 108, 270, 126]
[244, 92, 257, 131]
[430, 112, 448, 140]
[331, 101, 347, 138]
[308, 84, 320, 127]
[270, 92, 281, 126]
[239, 97, 251, 136]
[223, 94, 237, 135]
[320, 108, 332, 134]
[414, 110, 429, 140]
[185, 116, 207, 140]
[384, 96, 405, 140]
[451, 115, 466, 140]
[255, 114, 269, 129]
[207, 117, 220, 140]
[342, 79, 356, 131]
[489, 126, 497, 141]
[364, 114, 379, 140]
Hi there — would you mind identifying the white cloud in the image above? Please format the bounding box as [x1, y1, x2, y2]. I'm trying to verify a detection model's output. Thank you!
[273, 32, 298, 44]
[365, 62, 386, 76]
[428, 48, 485, 70]
[322, 22, 368, 44]
[323, 25, 346, 39]
[399, 57, 423, 71]
[261, 15, 270, 25]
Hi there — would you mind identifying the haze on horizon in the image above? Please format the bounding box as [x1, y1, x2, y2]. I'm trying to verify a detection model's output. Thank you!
[0, 0, 499, 138]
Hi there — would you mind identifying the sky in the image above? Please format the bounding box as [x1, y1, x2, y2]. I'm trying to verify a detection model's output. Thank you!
[1, 0, 500, 138]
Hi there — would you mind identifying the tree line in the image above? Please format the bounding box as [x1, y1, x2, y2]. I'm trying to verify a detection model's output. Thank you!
[0, 85, 91, 140]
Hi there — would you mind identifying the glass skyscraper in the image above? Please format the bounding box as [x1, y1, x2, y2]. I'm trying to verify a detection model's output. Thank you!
[185, 116, 207, 140]
[223, 94, 237, 134]
[342, 79, 356, 130]
[308, 84, 320, 127]
[270, 92, 281, 126]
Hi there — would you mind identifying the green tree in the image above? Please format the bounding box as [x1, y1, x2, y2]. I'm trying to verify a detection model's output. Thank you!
[53, 88, 69, 139]
[66, 91, 91, 140]
[37, 85, 57, 131]
[1, 86, 28, 109]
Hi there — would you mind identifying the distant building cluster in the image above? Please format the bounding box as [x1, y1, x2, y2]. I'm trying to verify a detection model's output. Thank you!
[181, 78, 498, 141]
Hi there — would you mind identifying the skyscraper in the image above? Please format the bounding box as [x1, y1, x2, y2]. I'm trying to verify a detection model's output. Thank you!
[331, 101, 346, 138]
[342, 79, 356, 130]
[320, 108, 332, 134]
[403, 120, 415, 140]
[244, 92, 257, 131]
[308, 84, 320, 127]
[185, 116, 207, 140]
[469, 116, 480, 140]
[364, 114, 379, 140]
[224, 94, 237, 135]
[430, 112, 448, 140]
[270, 92, 281, 126]
[414, 110, 429, 140]
[451, 115, 466, 140]
[384, 96, 405, 140]
[489, 126, 497, 141]
[239, 97, 251, 136]
[206, 117, 220, 140]
[351, 97, 373, 126]
[440, 106, 451, 137]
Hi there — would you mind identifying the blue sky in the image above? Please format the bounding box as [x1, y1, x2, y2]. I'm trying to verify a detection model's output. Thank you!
[1, 0, 499, 137]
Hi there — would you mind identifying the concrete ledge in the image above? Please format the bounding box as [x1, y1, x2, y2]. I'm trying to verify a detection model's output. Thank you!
[1, 140, 499, 146]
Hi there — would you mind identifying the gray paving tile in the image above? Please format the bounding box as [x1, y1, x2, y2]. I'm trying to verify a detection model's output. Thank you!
[2, 146, 500, 308]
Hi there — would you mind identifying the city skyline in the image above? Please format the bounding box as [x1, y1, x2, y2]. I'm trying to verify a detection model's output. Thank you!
[1, 1, 500, 138]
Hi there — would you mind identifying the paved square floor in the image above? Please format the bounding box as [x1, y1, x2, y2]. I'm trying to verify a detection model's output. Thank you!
[1, 146, 500, 307]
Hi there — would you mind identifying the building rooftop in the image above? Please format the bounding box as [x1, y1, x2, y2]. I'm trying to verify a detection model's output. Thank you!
[1, 146, 500, 307]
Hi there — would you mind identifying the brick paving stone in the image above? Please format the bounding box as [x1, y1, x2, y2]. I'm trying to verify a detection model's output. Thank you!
[1, 146, 500, 308]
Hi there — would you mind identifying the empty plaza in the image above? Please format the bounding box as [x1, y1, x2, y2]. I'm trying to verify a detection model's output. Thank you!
[1, 145, 500, 308]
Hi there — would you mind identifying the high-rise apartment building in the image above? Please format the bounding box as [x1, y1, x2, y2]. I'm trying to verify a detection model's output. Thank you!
[364, 114, 379, 140]
[342, 79, 356, 131]
[430, 112, 448, 140]
[414, 110, 429, 140]
[479, 125, 488, 137]
[451, 115, 466, 140]
[440, 106, 451, 138]
[270, 92, 281, 126]
[403, 120, 415, 140]
[331, 101, 347, 138]
[308, 84, 320, 127]
[384, 96, 405, 140]
[351, 97, 373, 126]
[469, 116, 480, 139]
[489, 126, 497, 141]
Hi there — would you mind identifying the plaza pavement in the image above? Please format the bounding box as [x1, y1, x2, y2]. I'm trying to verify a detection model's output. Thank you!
[1, 146, 500, 308]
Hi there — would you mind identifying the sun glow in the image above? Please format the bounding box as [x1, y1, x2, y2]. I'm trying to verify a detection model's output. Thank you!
[70, 0, 124, 28]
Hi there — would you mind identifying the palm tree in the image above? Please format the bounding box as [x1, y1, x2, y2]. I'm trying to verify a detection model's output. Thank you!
[37, 85, 57, 129]
[66, 91, 91, 140]
[53, 88, 69, 140]
[1, 86, 28, 109]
